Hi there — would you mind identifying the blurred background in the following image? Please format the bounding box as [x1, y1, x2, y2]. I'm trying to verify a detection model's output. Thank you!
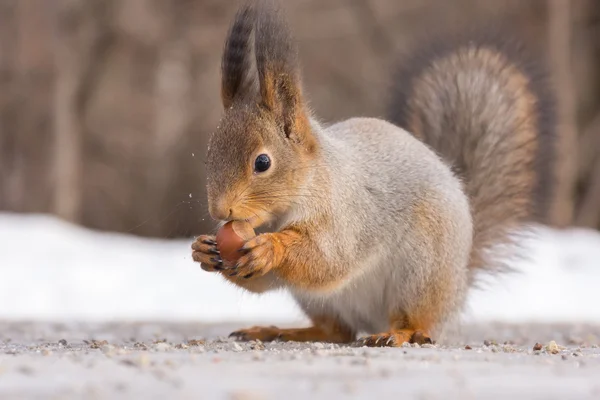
[1, 0, 599, 238]
[0, 0, 599, 323]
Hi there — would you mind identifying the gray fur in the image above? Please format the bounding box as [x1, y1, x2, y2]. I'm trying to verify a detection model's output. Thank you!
[271, 117, 473, 336]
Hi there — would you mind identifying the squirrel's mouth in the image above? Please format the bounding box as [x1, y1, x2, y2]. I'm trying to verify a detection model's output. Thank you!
[225, 203, 279, 230]
[243, 212, 272, 229]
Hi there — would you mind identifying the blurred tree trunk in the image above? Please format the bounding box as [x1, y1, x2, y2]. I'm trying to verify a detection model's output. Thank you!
[150, 3, 195, 236]
[547, 0, 577, 227]
[53, 0, 114, 223]
[575, 114, 600, 227]
[53, 0, 83, 223]
[0, 0, 54, 213]
[573, 0, 600, 229]
[0, 1, 19, 209]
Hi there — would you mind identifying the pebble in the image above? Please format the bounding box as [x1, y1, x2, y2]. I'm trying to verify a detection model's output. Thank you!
[350, 358, 369, 366]
[101, 344, 117, 356]
[153, 343, 172, 352]
[134, 342, 148, 351]
[58, 339, 68, 346]
[18, 366, 34, 375]
[89, 340, 108, 349]
[312, 342, 324, 349]
[250, 342, 265, 351]
[137, 354, 150, 367]
[311, 349, 328, 357]
[546, 341, 560, 354]
[164, 359, 176, 368]
[232, 342, 243, 352]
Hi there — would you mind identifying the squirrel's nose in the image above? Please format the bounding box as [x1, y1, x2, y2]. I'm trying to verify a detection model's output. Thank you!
[209, 199, 232, 221]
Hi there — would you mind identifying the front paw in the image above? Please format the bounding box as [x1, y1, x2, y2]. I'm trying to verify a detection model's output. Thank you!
[191, 235, 224, 272]
[227, 234, 281, 279]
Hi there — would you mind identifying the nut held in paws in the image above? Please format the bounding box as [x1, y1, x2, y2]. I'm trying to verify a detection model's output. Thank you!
[216, 221, 256, 265]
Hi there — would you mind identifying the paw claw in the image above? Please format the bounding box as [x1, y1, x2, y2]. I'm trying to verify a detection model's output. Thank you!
[409, 330, 432, 345]
[228, 327, 281, 342]
[192, 235, 224, 272]
[356, 333, 402, 348]
[228, 234, 277, 279]
[229, 331, 247, 341]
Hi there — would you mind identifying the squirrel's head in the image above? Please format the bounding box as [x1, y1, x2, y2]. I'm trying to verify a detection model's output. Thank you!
[206, 1, 319, 227]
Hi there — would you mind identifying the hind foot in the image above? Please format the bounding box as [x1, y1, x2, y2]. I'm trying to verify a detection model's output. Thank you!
[356, 329, 432, 347]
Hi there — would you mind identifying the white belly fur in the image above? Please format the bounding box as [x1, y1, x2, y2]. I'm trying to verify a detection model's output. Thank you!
[291, 253, 398, 335]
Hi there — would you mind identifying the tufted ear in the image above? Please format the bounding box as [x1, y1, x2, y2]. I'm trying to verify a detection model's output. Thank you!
[221, 3, 255, 109]
[254, 1, 314, 149]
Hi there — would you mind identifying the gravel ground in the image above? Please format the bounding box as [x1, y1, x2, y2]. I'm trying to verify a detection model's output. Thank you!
[1, 321, 599, 400]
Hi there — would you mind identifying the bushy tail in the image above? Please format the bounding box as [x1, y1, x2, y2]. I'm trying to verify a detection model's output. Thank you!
[387, 30, 557, 277]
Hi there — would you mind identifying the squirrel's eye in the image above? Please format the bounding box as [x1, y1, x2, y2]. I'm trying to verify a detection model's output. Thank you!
[254, 154, 271, 173]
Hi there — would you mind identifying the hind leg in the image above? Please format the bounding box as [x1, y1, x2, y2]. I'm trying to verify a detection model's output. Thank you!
[229, 315, 356, 343]
[356, 272, 464, 348]
[356, 260, 465, 347]
[358, 197, 470, 347]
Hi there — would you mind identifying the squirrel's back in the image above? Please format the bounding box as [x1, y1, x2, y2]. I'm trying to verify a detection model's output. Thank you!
[387, 29, 557, 277]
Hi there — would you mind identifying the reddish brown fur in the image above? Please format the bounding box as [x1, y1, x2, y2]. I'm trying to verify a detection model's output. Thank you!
[389, 38, 557, 280]
[230, 315, 355, 343]
[407, 199, 458, 326]
[233, 226, 349, 291]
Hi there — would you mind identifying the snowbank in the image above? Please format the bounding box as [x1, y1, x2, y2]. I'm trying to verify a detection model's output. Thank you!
[0, 212, 599, 324]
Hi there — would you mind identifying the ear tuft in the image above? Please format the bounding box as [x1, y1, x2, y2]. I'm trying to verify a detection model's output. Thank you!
[221, 2, 255, 109]
[254, 1, 313, 147]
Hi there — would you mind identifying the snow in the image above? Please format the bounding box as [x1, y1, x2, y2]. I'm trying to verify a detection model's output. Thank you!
[0, 212, 599, 324]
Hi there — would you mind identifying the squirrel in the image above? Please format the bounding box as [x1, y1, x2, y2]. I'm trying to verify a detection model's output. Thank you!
[191, 0, 556, 346]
